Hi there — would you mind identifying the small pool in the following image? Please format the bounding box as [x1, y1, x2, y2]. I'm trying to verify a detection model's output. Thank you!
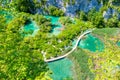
[45, 16, 62, 35]
[48, 58, 73, 80]
[73, 34, 104, 52]
[22, 21, 39, 36]
[0, 10, 13, 23]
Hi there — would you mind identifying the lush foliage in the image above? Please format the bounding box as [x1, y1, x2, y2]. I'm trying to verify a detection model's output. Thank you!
[32, 14, 52, 32]
[79, 8, 120, 28]
[0, 15, 49, 79]
[0, 16, 6, 31]
[44, 5, 65, 16]
[0, 0, 120, 80]
[10, 0, 35, 13]
[89, 44, 120, 80]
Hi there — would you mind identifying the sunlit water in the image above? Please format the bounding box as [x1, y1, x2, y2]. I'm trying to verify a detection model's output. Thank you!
[48, 58, 73, 80]
[22, 21, 39, 36]
[45, 16, 62, 35]
[73, 34, 104, 52]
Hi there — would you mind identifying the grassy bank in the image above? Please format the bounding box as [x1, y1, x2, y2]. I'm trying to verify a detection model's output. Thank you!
[93, 28, 120, 37]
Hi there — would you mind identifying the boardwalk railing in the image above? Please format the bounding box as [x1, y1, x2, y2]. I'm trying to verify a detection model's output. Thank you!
[44, 30, 92, 62]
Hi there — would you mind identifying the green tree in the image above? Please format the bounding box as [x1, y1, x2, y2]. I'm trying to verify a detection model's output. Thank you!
[0, 15, 6, 31]
[33, 14, 52, 32]
[79, 11, 88, 21]
[45, 5, 65, 16]
[89, 44, 120, 80]
[10, 0, 35, 13]
[106, 16, 119, 28]
[0, 16, 49, 79]
[87, 9, 105, 28]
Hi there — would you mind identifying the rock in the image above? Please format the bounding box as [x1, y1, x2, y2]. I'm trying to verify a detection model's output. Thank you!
[37, 0, 102, 17]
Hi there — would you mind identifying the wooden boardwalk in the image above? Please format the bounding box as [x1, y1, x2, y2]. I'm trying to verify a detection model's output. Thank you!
[44, 30, 92, 62]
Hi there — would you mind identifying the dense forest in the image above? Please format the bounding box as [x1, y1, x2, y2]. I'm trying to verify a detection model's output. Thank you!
[0, 0, 120, 80]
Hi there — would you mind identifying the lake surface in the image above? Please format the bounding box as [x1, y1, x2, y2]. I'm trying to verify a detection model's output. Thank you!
[73, 34, 104, 52]
[45, 16, 62, 35]
[48, 58, 73, 80]
[23, 21, 39, 36]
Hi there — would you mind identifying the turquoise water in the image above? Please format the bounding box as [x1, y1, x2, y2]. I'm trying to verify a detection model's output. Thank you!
[23, 21, 39, 36]
[45, 16, 73, 80]
[0, 10, 13, 22]
[73, 34, 104, 52]
[117, 41, 120, 46]
[0, 11, 38, 36]
[45, 16, 62, 35]
[48, 58, 73, 80]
